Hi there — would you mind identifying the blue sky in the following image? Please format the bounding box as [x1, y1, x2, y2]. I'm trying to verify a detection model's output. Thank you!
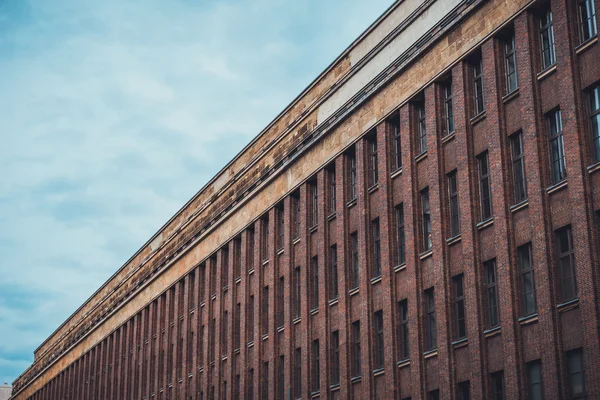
[0, 0, 393, 385]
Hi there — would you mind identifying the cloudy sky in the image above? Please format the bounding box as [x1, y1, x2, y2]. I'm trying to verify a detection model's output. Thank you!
[0, 0, 393, 385]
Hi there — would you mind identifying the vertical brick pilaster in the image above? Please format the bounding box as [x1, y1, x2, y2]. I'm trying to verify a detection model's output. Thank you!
[355, 137, 374, 399]
[335, 153, 350, 400]
[453, 61, 485, 399]
[376, 117, 399, 399]
[399, 102, 424, 400]
[424, 82, 454, 399]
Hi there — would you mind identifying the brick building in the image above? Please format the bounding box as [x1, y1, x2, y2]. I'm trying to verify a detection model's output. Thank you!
[10, 0, 600, 399]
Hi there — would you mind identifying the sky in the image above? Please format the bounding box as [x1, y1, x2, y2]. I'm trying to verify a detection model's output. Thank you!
[0, 0, 393, 385]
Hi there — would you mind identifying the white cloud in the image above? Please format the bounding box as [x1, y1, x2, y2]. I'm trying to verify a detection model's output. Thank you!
[0, 0, 393, 384]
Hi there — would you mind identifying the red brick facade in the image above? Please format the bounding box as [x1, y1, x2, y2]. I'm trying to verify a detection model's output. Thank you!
[17, 0, 600, 399]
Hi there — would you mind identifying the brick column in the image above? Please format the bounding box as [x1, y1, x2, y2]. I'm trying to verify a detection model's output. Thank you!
[355, 137, 374, 399]
[399, 102, 424, 400]
[452, 61, 485, 399]
[424, 83, 453, 399]
[376, 119, 400, 399]
[335, 153, 350, 400]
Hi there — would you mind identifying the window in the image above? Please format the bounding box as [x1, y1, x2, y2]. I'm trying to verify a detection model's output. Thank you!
[428, 390, 440, 400]
[416, 103, 427, 154]
[373, 310, 385, 370]
[351, 321, 361, 377]
[329, 245, 339, 300]
[311, 340, 320, 393]
[248, 369, 254, 400]
[311, 256, 319, 310]
[490, 371, 505, 400]
[448, 171, 460, 237]
[396, 204, 406, 265]
[398, 299, 409, 360]
[278, 356, 285, 400]
[457, 381, 471, 400]
[328, 166, 336, 215]
[484, 259, 500, 328]
[444, 82, 455, 135]
[234, 237, 242, 279]
[473, 56, 485, 115]
[453, 275, 467, 340]
[199, 322, 205, 366]
[293, 192, 301, 240]
[248, 228, 255, 271]
[589, 86, 600, 162]
[478, 151, 493, 221]
[277, 277, 284, 328]
[547, 109, 566, 184]
[578, 0, 597, 43]
[527, 360, 543, 400]
[510, 132, 527, 204]
[235, 374, 241, 400]
[425, 288, 437, 351]
[556, 226, 577, 302]
[199, 264, 206, 302]
[222, 310, 229, 354]
[567, 348, 586, 399]
[368, 134, 379, 187]
[262, 362, 269, 400]
[222, 380, 228, 400]
[234, 303, 241, 350]
[277, 205, 284, 251]
[391, 115, 402, 170]
[294, 348, 302, 400]
[331, 331, 340, 385]
[518, 243, 537, 316]
[210, 257, 217, 296]
[421, 188, 432, 251]
[209, 317, 216, 361]
[262, 217, 269, 261]
[348, 150, 357, 201]
[248, 295, 255, 342]
[504, 34, 518, 93]
[372, 218, 381, 278]
[310, 181, 318, 228]
[350, 232, 360, 290]
[262, 286, 269, 335]
[293, 266, 301, 319]
[540, 9, 556, 69]
[222, 247, 229, 288]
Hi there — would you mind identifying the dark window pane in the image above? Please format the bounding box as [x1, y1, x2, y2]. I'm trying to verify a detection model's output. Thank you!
[484, 259, 500, 328]
[505, 35, 518, 93]
[540, 10, 556, 69]
[527, 360, 543, 400]
[417, 104, 427, 154]
[590, 86, 600, 162]
[372, 219, 381, 278]
[478, 152, 493, 220]
[396, 204, 406, 265]
[510, 132, 527, 204]
[579, 0, 598, 42]
[444, 83, 455, 135]
[422, 188, 432, 251]
[567, 349, 586, 397]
